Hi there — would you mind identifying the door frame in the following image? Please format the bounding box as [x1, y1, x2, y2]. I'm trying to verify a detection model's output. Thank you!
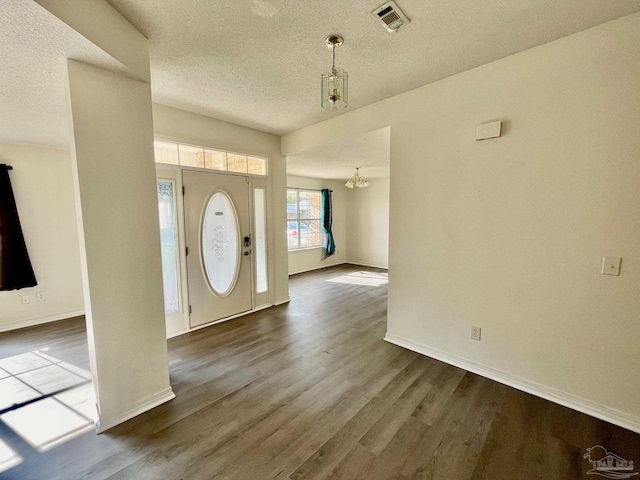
[155, 162, 273, 338]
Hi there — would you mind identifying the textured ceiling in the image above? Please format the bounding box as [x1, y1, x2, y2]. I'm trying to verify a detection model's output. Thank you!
[2, 0, 640, 148]
[0, 1, 130, 148]
[107, 0, 640, 136]
[287, 127, 390, 180]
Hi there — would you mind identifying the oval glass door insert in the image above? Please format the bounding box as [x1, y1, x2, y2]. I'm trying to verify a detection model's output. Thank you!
[202, 191, 240, 296]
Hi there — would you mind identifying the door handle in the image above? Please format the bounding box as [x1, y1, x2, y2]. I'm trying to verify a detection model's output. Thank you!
[244, 251, 251, 256]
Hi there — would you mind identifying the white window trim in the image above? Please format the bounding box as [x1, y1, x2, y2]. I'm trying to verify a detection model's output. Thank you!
[287, 189, 323, 251]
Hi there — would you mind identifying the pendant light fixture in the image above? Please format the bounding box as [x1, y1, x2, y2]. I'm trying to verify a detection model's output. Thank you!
[321, 35, 348, 110]
[345, 167, 368, 189]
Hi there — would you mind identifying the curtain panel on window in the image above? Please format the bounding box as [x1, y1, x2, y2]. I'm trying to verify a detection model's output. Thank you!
[0, 164, 37, 291]
[321, 189, 336, 259]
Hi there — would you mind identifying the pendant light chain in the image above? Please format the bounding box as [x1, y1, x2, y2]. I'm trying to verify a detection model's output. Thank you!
[332, 44, 336, 74]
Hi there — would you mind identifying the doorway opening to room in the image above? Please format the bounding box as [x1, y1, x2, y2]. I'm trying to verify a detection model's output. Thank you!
[284, 126, 391, 291]
[154, 140, 271, 338]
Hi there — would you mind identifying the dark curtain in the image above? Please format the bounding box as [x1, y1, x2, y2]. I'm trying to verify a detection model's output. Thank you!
[321, 189, 336, 259]
[0, 164, 37, 291]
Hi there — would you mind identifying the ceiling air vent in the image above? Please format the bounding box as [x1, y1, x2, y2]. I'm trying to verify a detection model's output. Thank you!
[372, 1, 410, 33]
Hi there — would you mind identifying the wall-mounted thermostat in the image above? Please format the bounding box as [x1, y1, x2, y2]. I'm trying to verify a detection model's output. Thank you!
[475, 121, 502, 141]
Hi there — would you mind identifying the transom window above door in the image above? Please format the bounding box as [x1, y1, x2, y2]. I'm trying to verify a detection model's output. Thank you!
[154, 140, 267, 176]
[287, 189, 323, 250]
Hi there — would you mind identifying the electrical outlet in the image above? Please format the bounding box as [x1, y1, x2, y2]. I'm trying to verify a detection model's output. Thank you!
[21, 295, 30, 305]
[37, 292, 46, 301]
[471, 326, 481, 341]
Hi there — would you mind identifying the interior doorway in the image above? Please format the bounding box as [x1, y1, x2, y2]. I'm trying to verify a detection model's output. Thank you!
[284, 126, 391, 275]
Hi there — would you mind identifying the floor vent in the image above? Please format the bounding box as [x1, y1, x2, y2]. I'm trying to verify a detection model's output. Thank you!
[372, 1, 411, 33]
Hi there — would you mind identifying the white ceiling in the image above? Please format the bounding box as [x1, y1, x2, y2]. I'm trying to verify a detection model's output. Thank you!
[0, 1, 131, 148]
[107, 0, 640, 136]
[287, 127, 390, 180]
[1, 0, 640, 148]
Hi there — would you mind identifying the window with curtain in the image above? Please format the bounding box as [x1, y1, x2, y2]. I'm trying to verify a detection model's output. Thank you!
[287, 189, 323, 250]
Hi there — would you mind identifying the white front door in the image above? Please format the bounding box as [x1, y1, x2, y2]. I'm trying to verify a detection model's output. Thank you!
[183, 170, 252, 327]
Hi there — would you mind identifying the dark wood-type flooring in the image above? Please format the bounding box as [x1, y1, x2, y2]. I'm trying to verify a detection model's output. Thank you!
[1, 264, 639, 479]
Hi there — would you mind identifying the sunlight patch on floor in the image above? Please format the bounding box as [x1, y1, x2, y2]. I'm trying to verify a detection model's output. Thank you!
[1, 398, 94, 452]
[0, 352, 51, 375]
[327, 271, 389, 286]
[0, 350, 96, 455]
[0, 376, 40, 411]
[0, 438, 22, 473]
[54, 383, 96, 421]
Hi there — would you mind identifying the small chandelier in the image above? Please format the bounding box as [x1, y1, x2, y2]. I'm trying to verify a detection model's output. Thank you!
[345, 167, 368, 188]
[321, 35, 348, 111]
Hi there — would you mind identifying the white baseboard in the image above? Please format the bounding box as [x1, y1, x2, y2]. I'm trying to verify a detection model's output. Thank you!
[0, 310, 85, 333]
[288, 261, 346, 276]
[346, 262, 388, 270]
[274, 296, 291, 306]
[384, 333, 640, 434]
[166, 328, 189, 339]
[167, 301, 290, 339]
[96, 387, 175, 433]
[253, 303, 273, 312]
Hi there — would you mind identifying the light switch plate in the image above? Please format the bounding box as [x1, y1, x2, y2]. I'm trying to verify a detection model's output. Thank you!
[21, 295, 30, 304]
[602, 257, 621, 276]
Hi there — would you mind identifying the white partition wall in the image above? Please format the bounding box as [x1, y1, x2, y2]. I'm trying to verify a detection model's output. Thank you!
[66, 60, 174, 432]
[282, 14, 640, 432]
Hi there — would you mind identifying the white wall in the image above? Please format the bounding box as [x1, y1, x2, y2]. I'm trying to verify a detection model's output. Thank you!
[35, 0, 150, 82]
[153, 104, 289, 304]
[346, 177, 389, 269]
[66, 60, 173, 432]
[0, 142, 84, 331]
[286, 175, 347, 275]
[282, 13, 640, 431]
